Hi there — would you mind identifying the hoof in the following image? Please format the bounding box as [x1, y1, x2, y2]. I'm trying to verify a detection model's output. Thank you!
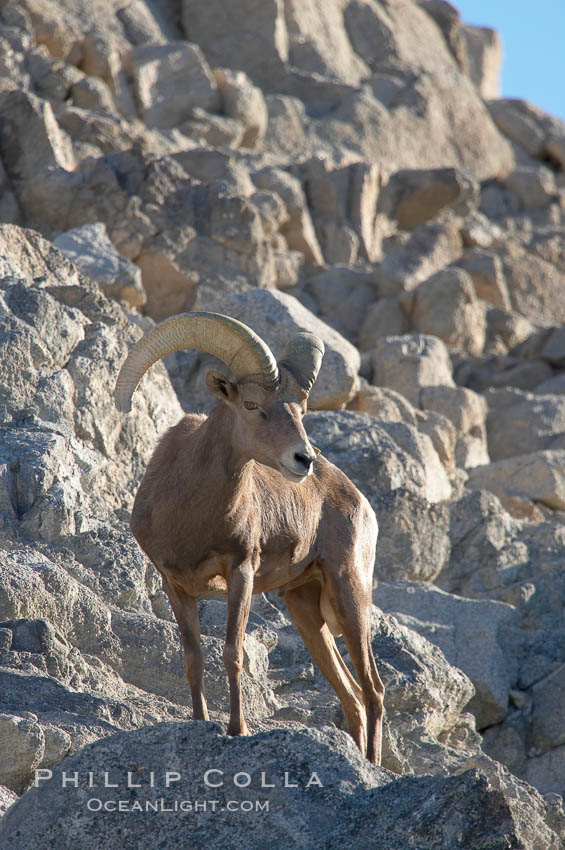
[227, 723, 250, 737]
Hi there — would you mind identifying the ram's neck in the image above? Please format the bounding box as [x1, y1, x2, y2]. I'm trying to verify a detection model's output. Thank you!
[197, 401, 255, 483]
[185, 403, 254, 538]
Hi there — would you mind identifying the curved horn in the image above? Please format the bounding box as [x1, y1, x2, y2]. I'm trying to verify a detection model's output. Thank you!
[115, 311, 279, 412]
[281, 332, 325, 393]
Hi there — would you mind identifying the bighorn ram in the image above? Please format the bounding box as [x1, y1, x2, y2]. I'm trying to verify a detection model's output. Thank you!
[115, 312, 385, 763]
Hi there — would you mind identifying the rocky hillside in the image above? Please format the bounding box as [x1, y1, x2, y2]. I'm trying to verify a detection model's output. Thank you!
[0, 0, 565, 846]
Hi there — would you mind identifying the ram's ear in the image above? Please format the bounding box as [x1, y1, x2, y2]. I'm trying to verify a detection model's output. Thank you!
[205, 369, 238, 403]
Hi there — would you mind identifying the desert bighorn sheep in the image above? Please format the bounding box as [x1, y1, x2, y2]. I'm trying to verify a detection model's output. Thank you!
[115, 312, 385, 763]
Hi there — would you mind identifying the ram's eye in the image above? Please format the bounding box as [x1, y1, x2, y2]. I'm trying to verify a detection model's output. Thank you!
[244, 401, 258, 411]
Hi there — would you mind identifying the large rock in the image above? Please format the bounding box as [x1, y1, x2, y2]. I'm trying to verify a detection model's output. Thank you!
[214, 68, 268, 148]
[371, 610, 473, 755]
[342, 0, 513, 177]
[516, 564, 565, 691]
[487, 98, 558, 160]
[417, 0, 467, 71]
[438, 490, 565, 628]
[0, 223, 183, 541]
[305, 266, 375, 341]
[377, 420, 452, 503]
[415, 408, 458, 479]
[284, 0, 373, 84]
[378, 167, 477, 230]
[437, 489, 521, 600]
[0, 784, 16, 816]
[17, 0, 177, 66]
[461, 23, 501, 99]
[500, 242, 565, 326]
[531, 664, 565, 753]
[182, 0, 513, 178]
[304, 410, 445, 506]
[349, 385, 417, 426]
[487, 99, 541, 155]
[545, 133, 565, 171]
[483, 307, 537, 355]
[485, 388, 565, 461]
[540, 326, 565, 367]
[298, 157, 383, 265]
[420, 384, 489, 469]
[112, 612, 278, 720]
[135, 229, 200, 322]
[455, 353, 554, 396]
[1, 721, 562, 850]
[181, 0, 289, 88]
[410, 267, 486, 356]
[371, 334, 454, 407]
[504, 167, 558, 212]
[251, 166, 323, 264]
[373, 219, 463, 296]
[467, 450, 565, 514]
[54, 222, 146, 308]
[526, 745, 565, 797]
[456, 249, 511, 310]
[358, 298, 410, 350]
[128, 41, 219, 128]
[0, 89, 75, 183]
[352, 386, 458, 483]
[194, 287, 361, 409]
[0, 294, 180, 522]
[0, 713, 45, 794]
[375, 580, 519, 729]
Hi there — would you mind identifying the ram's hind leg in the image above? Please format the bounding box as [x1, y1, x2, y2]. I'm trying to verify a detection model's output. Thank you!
[284, 581, 368, 755]
[323, 569, 385, 765]
[163, 577, 208, 722]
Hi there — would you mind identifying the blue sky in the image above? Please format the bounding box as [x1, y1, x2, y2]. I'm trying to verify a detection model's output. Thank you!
[454, 1, 565, 122]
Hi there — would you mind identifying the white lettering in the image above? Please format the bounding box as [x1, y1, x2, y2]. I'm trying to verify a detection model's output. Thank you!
[260, 772, 275, 788]
[103, 772, 118, 788]
[204, 769, 223, 788]
[34, 769, 52, 787]
[306, 772, 323, 788]
[284, 772, 298, 788]
[234, 772, 251, 788]
[127, 772, 142, 788]
[62, 771, 79, 788]
[165, 771, 181, 787]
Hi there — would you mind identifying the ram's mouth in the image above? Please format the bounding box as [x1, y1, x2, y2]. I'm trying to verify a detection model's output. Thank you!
[279, 463, 308, 483]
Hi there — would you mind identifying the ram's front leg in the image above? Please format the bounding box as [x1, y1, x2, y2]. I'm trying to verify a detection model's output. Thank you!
[224, 560, 254, 736]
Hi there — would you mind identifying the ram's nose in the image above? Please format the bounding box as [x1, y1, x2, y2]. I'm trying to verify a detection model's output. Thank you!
[294, 451, 316, 473]
[279, 445, 317, 482]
